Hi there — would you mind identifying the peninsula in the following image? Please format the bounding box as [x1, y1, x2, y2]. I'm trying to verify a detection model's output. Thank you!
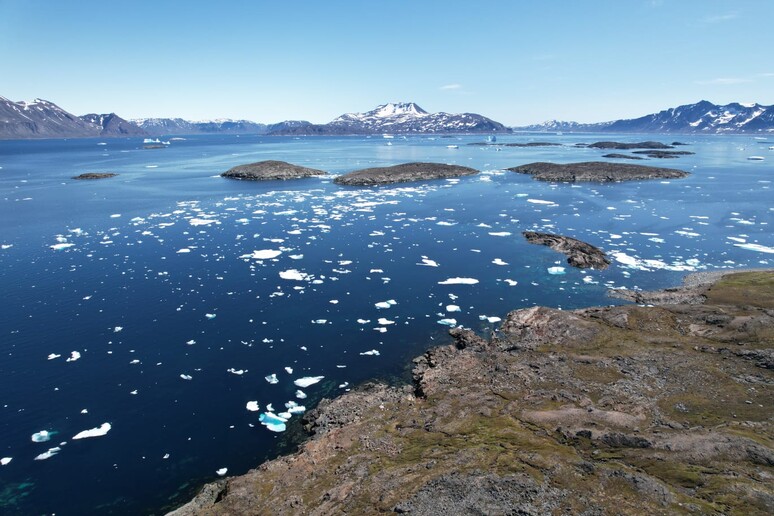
[523, 231, 611, 269]
[334, 162, 479, 186]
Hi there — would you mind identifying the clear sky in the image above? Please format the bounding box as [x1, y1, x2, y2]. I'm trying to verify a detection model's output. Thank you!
[1, 0, 772, 125]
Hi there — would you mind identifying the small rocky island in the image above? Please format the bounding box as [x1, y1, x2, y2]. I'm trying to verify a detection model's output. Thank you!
[523, 231, 610, 269]
[588, 141, 674, 150]
[72, 172, 118, 180]
[334, 162, 479, 186]
[221, 160, 327, 181]
[171, 271, 774, 515]
[508, 161, 689, 182]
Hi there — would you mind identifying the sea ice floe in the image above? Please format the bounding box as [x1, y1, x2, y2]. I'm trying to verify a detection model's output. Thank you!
[265, 373, 279, 384]
[504, 279, 518, 286]
[50, 242, 74, 250]
[72, 422, 111, 440]
[417, 257, 439, 267]
[279, 269, 310, 281]
[1, 457, 11, 466]
[176, 248, 191, 253]
[438, 277, 479, 285]
[488, 232, 512, 237]
[31, 430, 52, 443]
[375, 300, 397, 309]
[360, 349, 380, 356]
[285, 401, 306, 414]
[492, 258, 508, 266]
[734, 243, 774, 254]
[284, 366, 293, 374]
[437, 318, 457, 327]
[66, 351, 81, 362]
[259, 412, 287, 432]
[446, 305, 461, 312]
[189, 218, 219, 226]
[357, 319, 371, 324]
[47, 353, 61, 360]
[295, 390, 307, 399]
[34, 447, 61, 461]
[527, 199, 557, 206]
[216, 468, 228, 476]
[180, 374, 193, 380]
[241, 249, 282, 260]
[610, 251, 698, 271]
[377, 318, 395, 325]
[294, 376, 324, 388]
[227, 368, 246, 375]
[479, 315, 502, 323]
[547, 266, 566, 275]
[246, 401, 260, 412]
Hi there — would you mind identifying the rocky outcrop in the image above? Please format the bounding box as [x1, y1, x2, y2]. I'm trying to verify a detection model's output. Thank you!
[334, 162, 479, 186]
[589, 141, 674, 150]
[508, 161, 689, 182]
[170, 271, 774, 516]
[523, 231, 610, 269]
[71, 172, 118, 180]
[221, 160, 326, 181]
[602, 153, 644, 160]
[632, 150, 695, 159]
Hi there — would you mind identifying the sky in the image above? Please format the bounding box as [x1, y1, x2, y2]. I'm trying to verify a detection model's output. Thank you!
[1, 0, 773, 125]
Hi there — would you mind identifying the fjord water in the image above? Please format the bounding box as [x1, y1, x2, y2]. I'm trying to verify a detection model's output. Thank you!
[1, 134, 771, 514]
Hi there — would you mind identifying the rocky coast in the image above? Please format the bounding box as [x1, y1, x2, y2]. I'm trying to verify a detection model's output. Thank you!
[334, 162, 479, 186]
[221, 160, 327, 181]
[170, 270, 774, 515]
[508, 161, 689, 182]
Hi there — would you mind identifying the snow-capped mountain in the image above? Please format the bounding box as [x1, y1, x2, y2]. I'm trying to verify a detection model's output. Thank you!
[319, 102, 509, 134]
[518, 101, 774, 134]
[1, 97, 100, 139]
[80, 113, 147, 136]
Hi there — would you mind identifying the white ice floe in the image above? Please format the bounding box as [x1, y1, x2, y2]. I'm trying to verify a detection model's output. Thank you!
[547, 266, 566, 275]
[66, 351, 81, 362]
[479, 315, 502, 323]
[492, 258, 508, 266]
[205, 313, 216, 319]
[417, 257, 439, 267]
[610, 251, 698, 272]
[189, 218, 219, 226]
[1, 244, 13, 250]
[438, 277, 479, 285]
[259, 412, 287, 432]
[356, 319, 371, 324]
[72, 422, 111, 440]
[216, 468, 228, 476]
[47, 353, 61, 360]
[176, 248, 191, 253]
[227, 368, 246, 375]
[488, 232, 512, 237]
[294, 376, 324, 388]
[34, 447, 61, 461]
[437, 318, 457, 327]
[284, 366, 293, 374]
[360, 349, 380, 356]
[279, 269, 309, 281]
[446, 305, 461, 312]
[377, 318, 395, 325]
[504, 279, 518, 286]
[241, 249, 282, 260]
[265, 373, 279, 384]
[285, 401, 306, 414]
[1, 457, 11, 466]
[734, 242, 774, 254]
[246, 401, 260, 412]
[31, 430, 52, 443]
[186, 339, 196, 345]
[527, 199, 557, 206]
[114, 326, 123, 333]
[50, 242, 74, 250]
[295, 390, 307, 399]
[180, 374, 193, 380]
[375, 300, 397, 309]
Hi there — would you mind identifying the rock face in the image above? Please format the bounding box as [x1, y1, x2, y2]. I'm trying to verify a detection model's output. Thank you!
[221, 160, 326, 181]
[72, 173, 118, 180]
[80, 113, 147, 137]
[170, 271, 774, 516]
[523, 231, 610, 269]
[334, 162, 479, 186]
[508, 161, 689, 182]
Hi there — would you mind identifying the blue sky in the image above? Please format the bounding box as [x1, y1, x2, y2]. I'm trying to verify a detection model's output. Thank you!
[1, 0, 772, 125]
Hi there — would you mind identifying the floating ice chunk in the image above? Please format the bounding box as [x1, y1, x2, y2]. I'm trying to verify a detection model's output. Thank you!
[259, 412, 287, 432]
[284, 366, 293, 374]
[246, 401, 260, 412]
[504, 279, 518, 286]
[180, 374, 193, 380]
[295, 390, 307, 399]
[446, 305, 461, 312]
[1, 244, 13, 250]
[374, 327, 387, 333]
[66, 351, 81, 362]
[294, 376, 324, 388]
[312, 319, 327, 324]
[279, 269, 309, 281]
[437, 318, 457, 327]
[547, 266, 566, 275]
[227, 368, 246, 375]
[31, 430, 52, 443]
[265, 373, 279, 384]
[205, 313, 217, 320]
[50, 242, 74, 250]
[47, 353, 61, 360]
[114, 326, 123, 333]
[369, 268, 384, 273]
[375, 300, 397, 309]
[360, 349, 380, 356]
[110, 214, 121, 218]
[527, 199, 557, 206]
[189, 218, 219, 226]
[241, 249, 282, 260]
[329, 300, 339, 304]
[176, 248, 191, 253]
[438, 277, 479, 285]
[186, 339, 196, 345]
[488, 232, 511, 237]
[377, 318, 395, 325]
[0, 457, 11, 466]
[479, 315, 501, 323]
[734, 243, 774, 254]
[216, 468, 228, 476]
[285, 400, 306, 414]
[289, 254, 304, 260]
[437, 221, 456, 226]
[73, 422, 111, 440]
[34, 447, 61, 460]
[492, 258, 508, 266]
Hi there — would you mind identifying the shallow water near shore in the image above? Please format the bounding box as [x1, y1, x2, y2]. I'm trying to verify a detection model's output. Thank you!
[0, 133, 771, 514]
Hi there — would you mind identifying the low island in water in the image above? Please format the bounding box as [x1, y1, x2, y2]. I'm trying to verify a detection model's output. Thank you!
[508, 161, 689, 182]
[171, 270, 774, 515]
[334, 162, 480, 186]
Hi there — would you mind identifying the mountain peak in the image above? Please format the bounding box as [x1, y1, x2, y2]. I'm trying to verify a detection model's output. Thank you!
[369, 102, 428, 118]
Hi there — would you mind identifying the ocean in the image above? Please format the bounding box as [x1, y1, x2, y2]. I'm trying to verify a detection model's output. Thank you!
[0, 133, 771, 514]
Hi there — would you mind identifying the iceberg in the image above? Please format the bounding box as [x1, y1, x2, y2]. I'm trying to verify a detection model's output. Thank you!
[279, 269, 309, 281]
[241, 249, 282, 260]
[264, 373, 279, 384]
[547, 266, 566, 275]
[294, 376, 324, 388]
[216, 468, 228, 476]
[73, 422, 111, 440]
[31, 430, 52, 443]
[1, 457, 11, 466]
[438, 277, 479, 285]
[437, 318, 457, 326]
[360, 349, 380, 356]
[259, 412, 288, 432]
[246, 401, 260, 412]
[34, 447, 61, 461]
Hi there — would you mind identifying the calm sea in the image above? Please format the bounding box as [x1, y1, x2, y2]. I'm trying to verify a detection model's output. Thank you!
[0, 133, 771, 514]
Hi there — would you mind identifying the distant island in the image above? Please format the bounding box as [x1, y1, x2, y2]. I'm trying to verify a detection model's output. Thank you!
[334, 162, 479, 186]
[508, 161, 689, 182]
[72, 172, 118, 180]
[221, 160, 327, 181]
[522, 231, 610, 269]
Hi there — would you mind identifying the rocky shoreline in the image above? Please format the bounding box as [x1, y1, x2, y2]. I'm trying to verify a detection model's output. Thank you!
[522, 231, 610, 269]
[170, 270, 774, 515]
[221, 160, 327, 181]
[333, 162, 479, 186]
[508, 161, 689, 182]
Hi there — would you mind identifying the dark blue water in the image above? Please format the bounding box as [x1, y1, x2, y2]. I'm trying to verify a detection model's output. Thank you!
[0, 134, 771, 514]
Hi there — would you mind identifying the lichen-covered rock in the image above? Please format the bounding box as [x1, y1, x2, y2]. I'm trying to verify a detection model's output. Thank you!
[508, 161, 688, 182]
[221, 160, 326, 180]
[334, 162, 478, 186]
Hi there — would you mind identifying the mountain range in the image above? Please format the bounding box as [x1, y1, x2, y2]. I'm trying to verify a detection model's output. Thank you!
[2, 96, 773, 140]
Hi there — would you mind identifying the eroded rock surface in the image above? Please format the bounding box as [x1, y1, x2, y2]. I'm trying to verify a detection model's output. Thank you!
[334, 162, 479, 186]
[508, 161, 689, 182]
[523, 231, 610, 269]
[221, 160, 327, 181]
